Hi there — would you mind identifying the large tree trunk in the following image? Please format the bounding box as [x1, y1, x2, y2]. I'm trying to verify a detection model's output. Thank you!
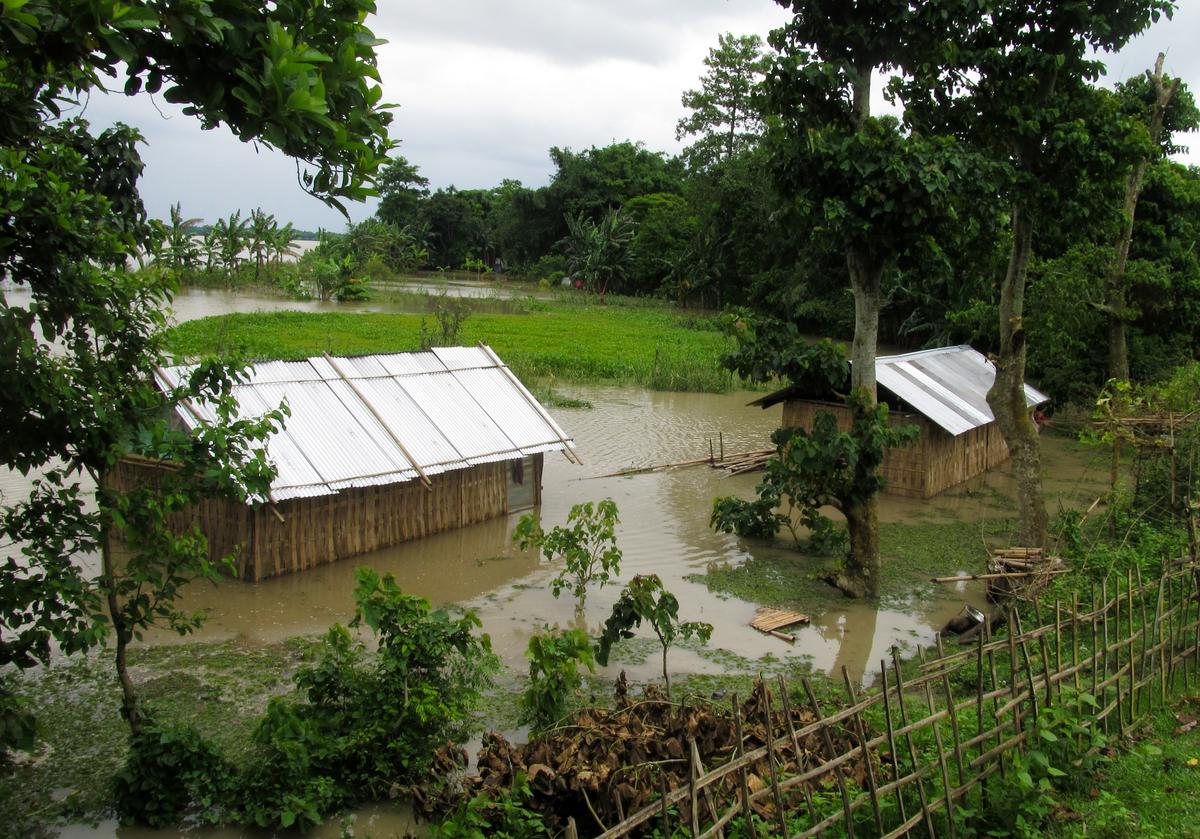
[831, 63, 886, 599]
[836, 249, 885, 598]
[987, 203, 1048, 548]
[1106, 53, 1180, 383]
[102, 532, 142, 735]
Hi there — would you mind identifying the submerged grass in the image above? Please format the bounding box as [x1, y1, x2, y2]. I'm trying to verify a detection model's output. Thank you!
[165, 300, 740, 393]
[0, 638, 322, 836]
[692, 519, 1007, 617]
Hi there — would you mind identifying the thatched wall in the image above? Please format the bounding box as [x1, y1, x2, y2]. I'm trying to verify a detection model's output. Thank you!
[106, 453, 543, 581]
[780, 399, 1011, 499]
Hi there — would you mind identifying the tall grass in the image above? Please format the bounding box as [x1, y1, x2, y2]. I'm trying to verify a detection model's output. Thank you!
[165, 302, 745, 393]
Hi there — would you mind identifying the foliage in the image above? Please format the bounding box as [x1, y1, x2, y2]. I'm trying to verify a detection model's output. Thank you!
[113, 716, 233, 828]
[677, 32, 768, 171]
[518, 626, 595, 733]
[595, 574, 712, 695]
[560, 208, 637, 302]
[0, 681, 36, 754]
[418, 292, 472, 349]
[0, 0, 392, 744]
[514, 499, 622, 610]
[238, 568, 496, 829]
[432, 773, 549, 839]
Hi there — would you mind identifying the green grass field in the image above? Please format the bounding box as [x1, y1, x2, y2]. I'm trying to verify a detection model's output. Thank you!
[166, 301, 741, 392]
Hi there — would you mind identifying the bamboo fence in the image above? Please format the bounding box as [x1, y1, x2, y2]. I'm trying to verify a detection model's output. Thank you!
[576, 557, 1200, 839]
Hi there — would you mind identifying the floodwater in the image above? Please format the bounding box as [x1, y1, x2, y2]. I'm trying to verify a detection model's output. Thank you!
[2, 285, 1116, 837]
[149, 386, 1111, 692]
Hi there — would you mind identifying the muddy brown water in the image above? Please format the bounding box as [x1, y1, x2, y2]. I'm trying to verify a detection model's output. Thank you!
[2, 288, 1115, 837]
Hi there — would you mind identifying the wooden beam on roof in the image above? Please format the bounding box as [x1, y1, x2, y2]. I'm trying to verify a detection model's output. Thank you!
[476, 342, 582, 465]
[322, 353, 433, 491]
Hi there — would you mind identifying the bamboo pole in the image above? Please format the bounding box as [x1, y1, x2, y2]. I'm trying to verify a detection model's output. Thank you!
[841, 666, 885, 835]
[879, 661, 910, 829]
[802, 677, 856, 838]
[776, 676, 819, 835]
[761, 684, 791, 839]
[730, 697, 758, 839]
[889, 649, 937, 837]
[917, 647, 958, 839]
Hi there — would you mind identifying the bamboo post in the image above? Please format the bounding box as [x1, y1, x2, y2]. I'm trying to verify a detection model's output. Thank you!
[775, 676, 819, 834]
[761, 684, 791, 839]
[975, 626, 990, 811]
[566, 817, 579, 839]
[688, 737, 701, 837]
[890, 648, 937, 838]
[802, 677, 856, 838]
[1072, 592, 1082, 695]
[1007, 609, 1024, 746]
[984, 617, 1004, 770]
[1054, 601, 1064, 704]
[1101, 578, 1111, 735]
[879, 661, 910, 829]
[660, 775, 672, 838]
[730, 696, 759, 839]
[841, 667, 885, 835]
[916, 647, 958, 839]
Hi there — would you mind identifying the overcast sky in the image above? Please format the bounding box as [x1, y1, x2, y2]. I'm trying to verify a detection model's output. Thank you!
[81, 1, 1200, 232]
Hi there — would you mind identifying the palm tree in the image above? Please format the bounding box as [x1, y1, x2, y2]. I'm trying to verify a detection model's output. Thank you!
[247, 208, 276, 280]
[162, 203, 202, 275]
[561, 209, 636, 303]
[212, 210, 248, 278]
[271, 222, 299, 266]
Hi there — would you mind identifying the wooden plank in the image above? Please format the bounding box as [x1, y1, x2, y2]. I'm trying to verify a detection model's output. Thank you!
[751, 607, 811, 633]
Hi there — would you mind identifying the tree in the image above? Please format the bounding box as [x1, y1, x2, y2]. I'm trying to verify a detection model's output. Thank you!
[0, 0, 393, 742]
[159, 203, 202, 276]
[560, 208, 636, 302]
[247, 208, 276, 280]
[900, 0, 1174, 547]
[1104, 56, 1198, 382]
[514, 500, 622, 613]
[375, 153, 430, 229]
[213, 210, 248, 275]
[595, 575, 712, 697]
[676, 33, 768, 171]
[762, 0, 971, 596]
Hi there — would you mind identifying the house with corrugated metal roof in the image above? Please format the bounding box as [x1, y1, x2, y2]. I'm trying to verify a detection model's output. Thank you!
[109, 345, 578, 581]
[750, 345, 1049, 498]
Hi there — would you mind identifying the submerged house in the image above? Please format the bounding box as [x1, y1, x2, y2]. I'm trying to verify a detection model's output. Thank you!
[109, 345, 578, 581]
[750, 345, 1049, 499]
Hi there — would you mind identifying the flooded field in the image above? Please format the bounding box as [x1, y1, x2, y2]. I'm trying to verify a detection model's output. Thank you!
[148, 385, 1111, 687]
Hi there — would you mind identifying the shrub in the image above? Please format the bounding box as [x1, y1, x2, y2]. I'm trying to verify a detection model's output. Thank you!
[113, 717, 233, 828]
[514, 499, 622, 611]
[518, 626, 595, 733]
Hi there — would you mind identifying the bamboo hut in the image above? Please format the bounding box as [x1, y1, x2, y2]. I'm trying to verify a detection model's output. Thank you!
[750, 345, 1049, 499]
[107, 345, 579, 581]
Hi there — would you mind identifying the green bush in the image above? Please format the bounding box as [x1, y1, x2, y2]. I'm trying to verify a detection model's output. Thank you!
[235, 568, 496, 829]
[113, 717, 233, 828]
[518, 626, 594, 732]
[432, 773, 548, 838]
[514, 499, 622, 610]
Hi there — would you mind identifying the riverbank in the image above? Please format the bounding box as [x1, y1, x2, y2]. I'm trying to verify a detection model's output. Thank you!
[165, 297, 740, 393]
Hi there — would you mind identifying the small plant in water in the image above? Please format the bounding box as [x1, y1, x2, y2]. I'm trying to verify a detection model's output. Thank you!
[596, 574, 713, 696]
[518, 625, 595, 732]
[514, 499, 622, 611]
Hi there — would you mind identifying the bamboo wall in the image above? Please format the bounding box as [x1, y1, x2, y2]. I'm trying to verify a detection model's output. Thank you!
[781, 399, 1012, 499]
[107, 453, 543, 582]
[586, 557, 1200, 839]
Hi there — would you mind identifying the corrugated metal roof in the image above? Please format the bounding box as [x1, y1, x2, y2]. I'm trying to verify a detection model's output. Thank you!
[750, 345, 1049, 437]
[156, 346, 577, 501]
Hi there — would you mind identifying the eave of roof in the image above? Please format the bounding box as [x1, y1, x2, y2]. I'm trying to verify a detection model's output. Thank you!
[749, 345, 1050, 436]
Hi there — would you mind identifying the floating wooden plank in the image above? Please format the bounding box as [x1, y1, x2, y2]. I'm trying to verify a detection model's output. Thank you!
[751, 607, 810, 635]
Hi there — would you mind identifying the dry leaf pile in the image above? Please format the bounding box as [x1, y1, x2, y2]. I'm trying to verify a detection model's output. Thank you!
[417, 675, 870, 836]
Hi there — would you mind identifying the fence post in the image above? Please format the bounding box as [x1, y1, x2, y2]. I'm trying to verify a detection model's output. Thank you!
[776, 676, 819, 833]
[841, 666, 885, 835]
[916, 647, 958, 839]
[880, 661, 910, 829]
[890, 648, 937, 838]
[730, 695, 759, 839]
[802, 676, 856, 838]
[760, 682, 791, 839]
